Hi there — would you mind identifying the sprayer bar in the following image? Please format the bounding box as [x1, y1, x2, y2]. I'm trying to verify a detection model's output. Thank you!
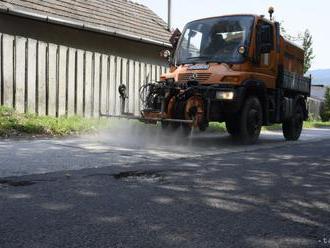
[100, 113, 194, 124]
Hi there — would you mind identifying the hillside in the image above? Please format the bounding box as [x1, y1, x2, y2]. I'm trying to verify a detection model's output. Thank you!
[308, 69, 330, 85]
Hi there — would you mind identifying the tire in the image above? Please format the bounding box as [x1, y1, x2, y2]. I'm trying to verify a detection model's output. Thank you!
[282, 103, 303, 141]
[225, 115, 240, 136]
[237, 97, 263, 144]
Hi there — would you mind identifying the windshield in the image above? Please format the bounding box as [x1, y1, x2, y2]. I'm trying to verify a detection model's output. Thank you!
[175, 16, 255, 65]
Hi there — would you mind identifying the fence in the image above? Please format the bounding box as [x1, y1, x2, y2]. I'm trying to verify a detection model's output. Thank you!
[0, 33, 167, 117]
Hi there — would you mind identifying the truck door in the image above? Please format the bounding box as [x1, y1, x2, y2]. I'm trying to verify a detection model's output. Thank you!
[255, 20, 278, 88]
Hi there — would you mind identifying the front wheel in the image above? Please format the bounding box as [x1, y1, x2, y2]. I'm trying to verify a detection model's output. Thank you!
[282, 104, 303, 141]
[238, 97, 263, 144]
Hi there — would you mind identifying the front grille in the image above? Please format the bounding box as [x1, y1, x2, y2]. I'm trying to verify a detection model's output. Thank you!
[178, 73, 211, 82]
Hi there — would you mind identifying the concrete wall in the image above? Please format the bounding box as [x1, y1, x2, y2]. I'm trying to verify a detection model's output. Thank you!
[308, 98, 324, 120]
[0, 14, 168, 117]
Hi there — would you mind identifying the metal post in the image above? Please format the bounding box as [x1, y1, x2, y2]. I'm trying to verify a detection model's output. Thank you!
[167, 0, 172, 31]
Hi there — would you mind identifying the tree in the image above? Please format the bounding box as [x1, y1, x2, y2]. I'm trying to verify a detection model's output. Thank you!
[301, 29, 315, 74]
[280, 22, 297, 42]
[280, 23, 315, 74]
[321, 88, 330, 122]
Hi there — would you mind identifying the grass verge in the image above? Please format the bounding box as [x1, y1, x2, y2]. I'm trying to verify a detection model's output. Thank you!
[263, 121, 330, 131]
[208, 122, 227, 133]
[2, 105, 330, 137]
[209, 121, 330, 133]
[0, 106, 108, 138]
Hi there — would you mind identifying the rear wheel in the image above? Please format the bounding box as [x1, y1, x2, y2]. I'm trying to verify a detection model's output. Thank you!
[282, 103, 303, 141]
[237, 97, 263, 144]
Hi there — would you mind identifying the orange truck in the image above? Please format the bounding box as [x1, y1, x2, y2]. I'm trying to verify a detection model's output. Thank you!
[107, 9, 311, 144]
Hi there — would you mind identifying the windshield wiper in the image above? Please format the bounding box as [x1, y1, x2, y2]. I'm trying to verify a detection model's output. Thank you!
[185, 56, 212, 60]
[179, 56, 214, 65]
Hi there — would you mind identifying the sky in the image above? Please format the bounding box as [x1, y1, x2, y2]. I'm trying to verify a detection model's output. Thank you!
[135, 0, 328, 70]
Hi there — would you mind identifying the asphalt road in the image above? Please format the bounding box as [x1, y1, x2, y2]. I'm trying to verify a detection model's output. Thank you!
[0, 126, 330, 248]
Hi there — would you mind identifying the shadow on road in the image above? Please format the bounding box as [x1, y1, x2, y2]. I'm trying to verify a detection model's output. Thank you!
[0, 137, 329, 248]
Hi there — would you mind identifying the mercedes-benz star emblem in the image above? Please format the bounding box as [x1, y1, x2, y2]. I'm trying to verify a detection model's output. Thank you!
[189, 73, 198, 81]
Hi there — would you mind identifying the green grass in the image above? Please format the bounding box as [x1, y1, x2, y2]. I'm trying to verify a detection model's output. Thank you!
[303, 121, 330, 129]
[0, 106, 108, 138]
[263, 124, 282, 131]
[208, 122, 227, 133]
[263, 121, 330, 131]
[209, 120, 330, 133]
[2, 105, 330, 137]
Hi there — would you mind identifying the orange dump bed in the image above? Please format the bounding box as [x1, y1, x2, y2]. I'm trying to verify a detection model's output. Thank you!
[280, 36, 304, 75]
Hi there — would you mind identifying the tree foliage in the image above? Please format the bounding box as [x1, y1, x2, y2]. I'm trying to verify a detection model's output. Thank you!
[280, 23, 299, 42]
[280, 23, 315, 74]
[301, 29, 315, 74]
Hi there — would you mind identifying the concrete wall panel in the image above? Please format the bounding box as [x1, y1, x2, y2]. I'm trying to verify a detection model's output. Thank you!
[93, 53, 101, 117]
[100, 54, 108, 115]
[14, 36, 26, 113]
[2, 34, 14, 107]
[128, 59, 134, 114]
[67, 48, 76, 116]
[115, 57, 122, 115]
[134, 61, 140, 116]
[47, 44, 57, 116]
[27, 39, 37, 113]
[58, 46, 67, 116]
[108, 55, 116, 115]
[76, 50, 84, 116]
[84, 52, 93, 117]
[37, 41, 47, 116]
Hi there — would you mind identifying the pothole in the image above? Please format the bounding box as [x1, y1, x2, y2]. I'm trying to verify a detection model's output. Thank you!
[113, 171, 164, 183]
[0, 180, 36, 187]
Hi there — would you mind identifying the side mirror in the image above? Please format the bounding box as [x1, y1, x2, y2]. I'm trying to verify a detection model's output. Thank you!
[169, 28, 182, 50]
[160, 49, 171, 59]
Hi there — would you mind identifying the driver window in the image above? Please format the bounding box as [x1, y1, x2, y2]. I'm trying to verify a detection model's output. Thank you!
[258, 21, 274, 66]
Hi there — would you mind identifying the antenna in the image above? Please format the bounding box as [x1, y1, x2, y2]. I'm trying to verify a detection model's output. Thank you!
[268, 7, 274, 21]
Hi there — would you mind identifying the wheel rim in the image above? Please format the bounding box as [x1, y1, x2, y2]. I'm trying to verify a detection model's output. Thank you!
[184, 96, 205, 128]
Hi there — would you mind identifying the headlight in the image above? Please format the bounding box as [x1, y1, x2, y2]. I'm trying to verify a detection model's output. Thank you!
[216, 91, 234, 100]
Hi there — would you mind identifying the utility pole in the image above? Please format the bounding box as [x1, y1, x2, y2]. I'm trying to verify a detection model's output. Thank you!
[167, 0, 172, 31]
